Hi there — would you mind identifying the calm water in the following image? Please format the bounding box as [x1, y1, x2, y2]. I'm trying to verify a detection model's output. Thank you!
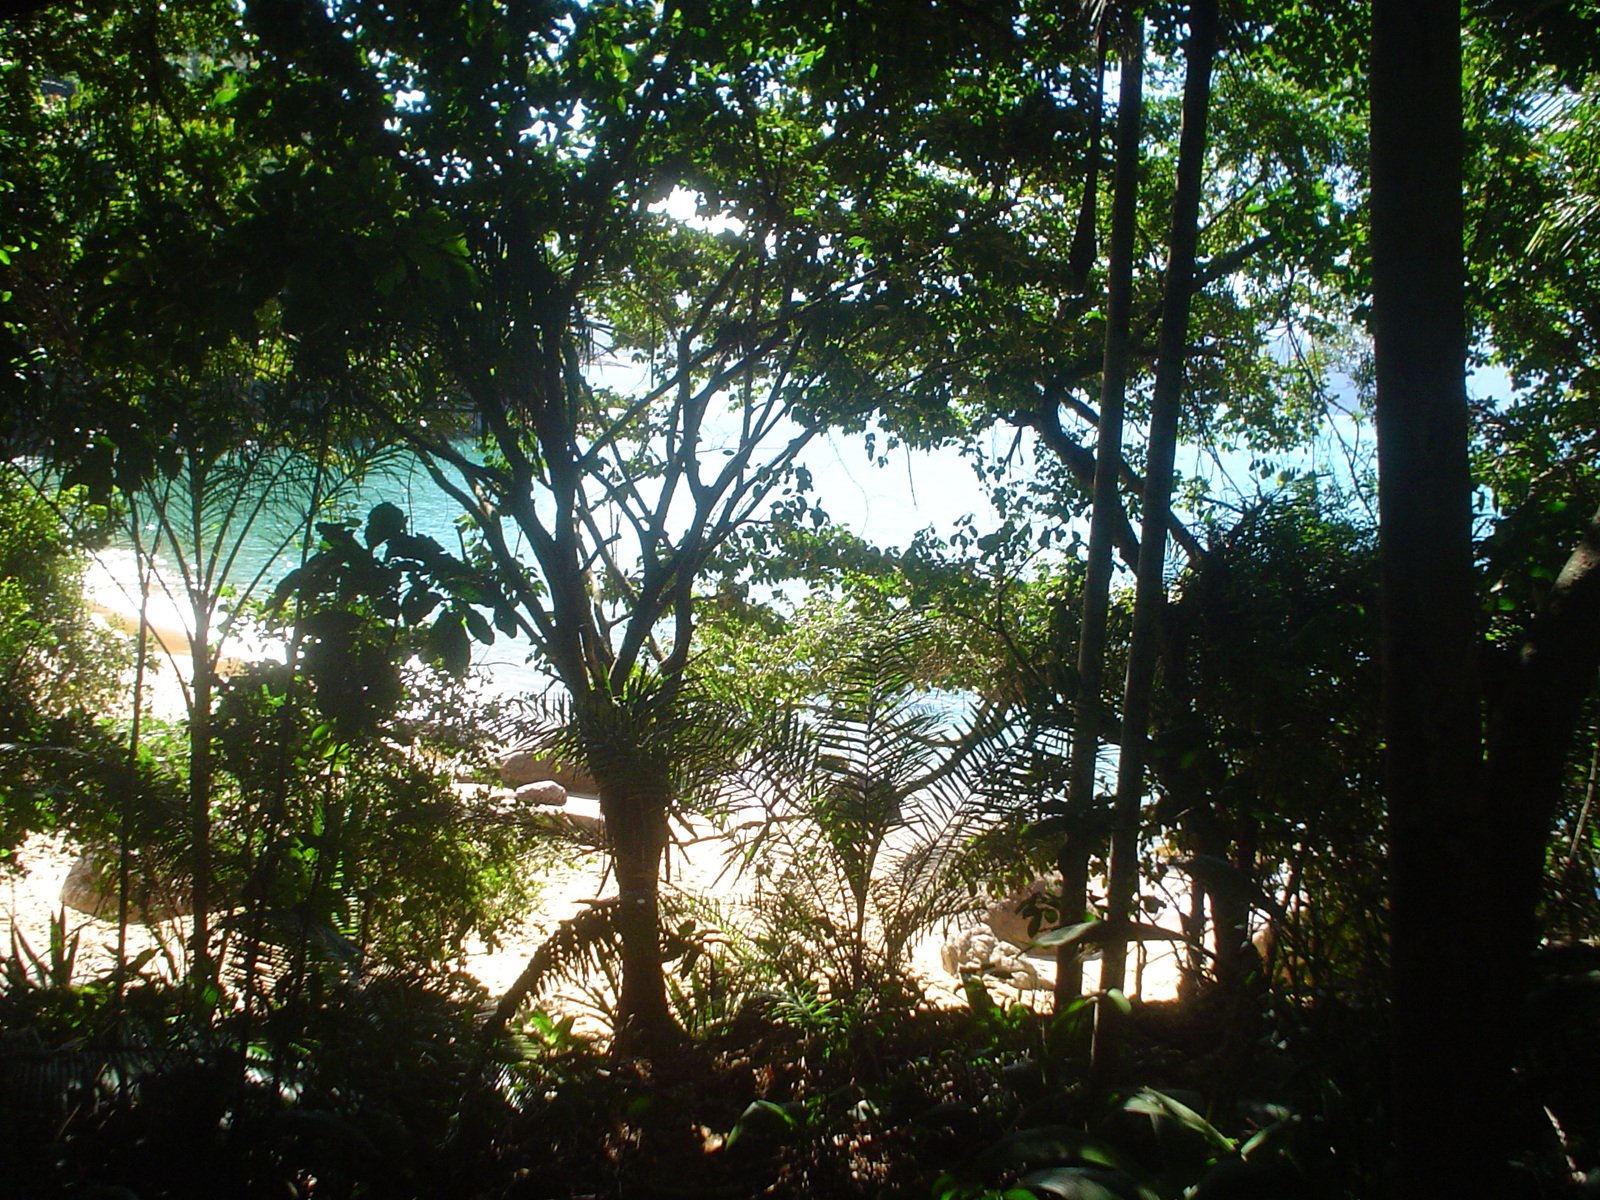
[114, 447, 552, 699]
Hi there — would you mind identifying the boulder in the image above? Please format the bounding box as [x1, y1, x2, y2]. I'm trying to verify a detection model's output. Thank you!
[940, 926, 1042, 990]
[61, 852, 190, 922]
[984, 878, 1063, 952]
[498, 750, 599, 794]
[513, 779, 568, 807]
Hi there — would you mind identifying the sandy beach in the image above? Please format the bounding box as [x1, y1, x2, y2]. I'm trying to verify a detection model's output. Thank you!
[3, 548, 1184, 1035]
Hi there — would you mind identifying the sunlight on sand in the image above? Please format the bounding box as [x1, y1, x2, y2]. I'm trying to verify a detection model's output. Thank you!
[2, 550, 1184, 1036]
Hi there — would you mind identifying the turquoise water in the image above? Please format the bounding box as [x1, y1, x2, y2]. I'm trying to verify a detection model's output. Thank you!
[116, 449, 462, 582]
[106, 433, 996, 703]
[117, 447, 551, 698]
[345, 453, 552, 695]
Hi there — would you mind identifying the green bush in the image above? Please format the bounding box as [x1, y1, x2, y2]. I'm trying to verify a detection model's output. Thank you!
[0, 465, 129, 858]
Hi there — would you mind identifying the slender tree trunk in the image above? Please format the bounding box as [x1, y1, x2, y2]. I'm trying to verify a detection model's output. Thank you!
[1094, 0, 1216, 1088]
[188, 633, 214, 987]
[186, 461, 215, 994]
[850, 866, 872, 995]
[1097, 0, 1219, 1047]
[1068, 30, 1106, 289]
[1370, 2, 1500, 1193]
[1214, 820, 1260, 994]
[116, 528, 154, 1016]
[1179, 803, 1257, 994]
[1056, 9, 1143, 1010]
[1178, 878, 1206, 1000]
[1151, 569, 1229, 1000]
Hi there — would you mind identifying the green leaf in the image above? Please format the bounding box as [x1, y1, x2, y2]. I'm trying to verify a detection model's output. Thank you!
[1030, 919, 1104, 950]
[1031, 918, 1189, 953]
[426, 612, 471, 675]
[493, 604, 519, 637]
[963, 970, 1001, 1017]
[400, 585, 443, 626]
[725, 1098, 801, 1148]
[1239, 1108, 1299, 1161]
[365, 502, 407, 547]
[974, 1126, 1136, 1176]
[463, 606, 493, 643]
[127, 947, 159, 973]
[1018, 1167, 1157, 1200]
[1122, 1089, 1236, 1158]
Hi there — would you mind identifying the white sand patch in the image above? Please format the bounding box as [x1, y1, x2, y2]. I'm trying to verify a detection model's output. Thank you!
[81, 546, 288, 722]
[3, 813, 1183, 1041]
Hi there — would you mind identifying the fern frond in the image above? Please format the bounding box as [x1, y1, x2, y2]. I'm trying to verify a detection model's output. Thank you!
[482, 900, 622, 1036]
[493, 672, 753, 816]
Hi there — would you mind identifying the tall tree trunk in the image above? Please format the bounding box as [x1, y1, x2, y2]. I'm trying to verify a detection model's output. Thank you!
[1370, 2, 1501, 1192]
[116, 530, 154, 1015]
[1057, 9, 1144, 1010]
[1068, 29, 1106, 289]
[186, 461, 215, 995]
[188, 629, 213, 986]
[1096, 0, 1219, 1062]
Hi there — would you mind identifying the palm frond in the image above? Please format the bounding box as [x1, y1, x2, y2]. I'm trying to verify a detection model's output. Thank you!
[482, 900, 622, 1036]
[495, 671, 754, 815]
[0, 1041, 192, 1122]
[716, 605, 1046, 993]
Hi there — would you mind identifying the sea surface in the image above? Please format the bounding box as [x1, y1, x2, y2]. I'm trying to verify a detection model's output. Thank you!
[99, 446, 552, 701]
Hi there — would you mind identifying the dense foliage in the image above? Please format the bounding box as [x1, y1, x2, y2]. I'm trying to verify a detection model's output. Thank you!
[3, 0, 1600, 1197]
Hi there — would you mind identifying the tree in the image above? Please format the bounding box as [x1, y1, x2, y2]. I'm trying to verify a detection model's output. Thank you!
[725, 602, 1013, 1001]
[129, 422, 373, 991]
[1058, 4, 1143, 1008]
[1373, 8, 1600, 1190]
[1463, 7, 1600, 999]
[0, 0, 374, 999]
[1370, 1, 1499, 1192]
[731, 1, 1369, 1016]
[1160, 491, 1385, 1000]
[1096, 0, 1219, 1059]
[233, 0, 938, 1052]
[0, 465, 126, 856]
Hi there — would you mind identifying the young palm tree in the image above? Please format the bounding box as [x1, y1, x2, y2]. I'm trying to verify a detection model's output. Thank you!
[727, 611, 1020, 999]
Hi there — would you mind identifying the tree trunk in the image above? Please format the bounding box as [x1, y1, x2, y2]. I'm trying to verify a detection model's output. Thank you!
[598, 782, 678, 1055]
[1178, 879, 1206, 1000]
[1056, 8, 1143, 1011]
[188, 637, 213, 987]
[1486, 513, 1600, 966]
[1370, 1, 1501, 1192]
[1068, 30, 1105, 289]
[116, 542, 155, 1014]
[1096, 0, 1218, 1047]
[1213, 820, 1260, 995]
[185, 461, 215, 995]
